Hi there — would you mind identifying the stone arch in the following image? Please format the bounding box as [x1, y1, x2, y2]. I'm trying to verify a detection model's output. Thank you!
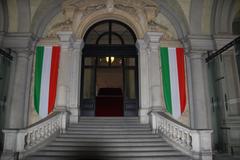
[211, 0, 239, 34]
[155, 0, 189, 39]
[32, 0, 190, 49]
[232, 10, 240, 35]
[0, 0, 8, 32]
[77, 12, 145, 39]
[16, 0, 31, 32]
[30, 0, 63, 37]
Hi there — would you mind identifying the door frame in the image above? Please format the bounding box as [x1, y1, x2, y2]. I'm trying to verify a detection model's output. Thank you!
[80, 47, 139, 116]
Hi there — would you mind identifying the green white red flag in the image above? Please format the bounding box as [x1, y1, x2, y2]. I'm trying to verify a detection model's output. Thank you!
[160, 47, 186, 119]
[34, 46, 60, 118]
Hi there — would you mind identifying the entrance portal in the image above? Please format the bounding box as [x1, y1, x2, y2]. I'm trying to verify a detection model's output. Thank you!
[80, 20, 138, 117]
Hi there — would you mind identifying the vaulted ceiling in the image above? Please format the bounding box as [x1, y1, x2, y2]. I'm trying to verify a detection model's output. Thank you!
[0, 0, 239, 38]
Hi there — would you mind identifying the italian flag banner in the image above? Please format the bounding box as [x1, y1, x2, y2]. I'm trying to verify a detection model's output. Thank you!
[34, 46, 60, 118]
[160, 47, 186, 119]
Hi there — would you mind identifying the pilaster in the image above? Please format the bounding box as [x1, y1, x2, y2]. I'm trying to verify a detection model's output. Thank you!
[1, 33, 36, 128]
[136, 40, 150, 124]
[144, 32, 163, 112]
[188, 51, 209, 129]
[69, 39, 84, 123]
[8, 49, 33, 128]
[56, 32, 74, 110]
[56, 32, 82, 123]
[213, 34, 237, 49]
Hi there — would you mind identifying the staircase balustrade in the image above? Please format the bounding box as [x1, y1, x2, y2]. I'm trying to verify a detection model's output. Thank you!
[1, 111, 70, 160]
[150, 112, 213, 160]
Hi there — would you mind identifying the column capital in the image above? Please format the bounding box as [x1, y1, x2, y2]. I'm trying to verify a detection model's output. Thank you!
[72, 39, 84, 50]
[14, 48, 33, 58]
[188, 34, 214, 51]
[144, 32, 163, 44]
[2, 32, 37, 49]
[57, 31, 75, 42]
[213, 34, 237, 49]
[136, 39, 148, 51]
[57, 31, 76, 49]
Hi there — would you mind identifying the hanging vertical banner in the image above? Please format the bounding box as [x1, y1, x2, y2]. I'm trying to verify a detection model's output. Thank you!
[34, 46, 61, 118]
[160, 47, 186, 119]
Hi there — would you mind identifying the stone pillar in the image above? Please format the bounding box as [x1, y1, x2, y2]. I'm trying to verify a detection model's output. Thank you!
[188, 35, 215, 129]
[137, 40, 150, 124]
[144, 32, 163, 112]
[8, 49, 32, 128]
[56, 32, 82, 123]
[56, 32, 74, 111]
[189, 52, 209, 129]
[69, 40, 83, 123]
[2, 33, 35, 128]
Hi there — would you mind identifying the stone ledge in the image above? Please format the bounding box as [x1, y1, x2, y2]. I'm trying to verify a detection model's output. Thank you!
[188, 35, 214, 51]
[213, 34, 237, 49]
[2, 32, 36, 49]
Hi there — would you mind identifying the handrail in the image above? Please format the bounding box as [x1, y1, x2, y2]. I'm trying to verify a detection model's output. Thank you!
[150, 112, 213, 160]
[1, 111, 70, 160]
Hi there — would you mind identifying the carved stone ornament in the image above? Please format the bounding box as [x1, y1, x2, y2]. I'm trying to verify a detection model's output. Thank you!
[44, 0, 174, 39]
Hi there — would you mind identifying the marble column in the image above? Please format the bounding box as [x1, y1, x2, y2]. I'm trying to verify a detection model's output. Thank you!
[144, 32, 163, 112]
[56, 32, 74, 111]
[189, 52, 209, 129]
[8, 49, 32, 128]
[2, 33, 35, 128]
[137, 40, 150, 124]
[56, 32, 83, 123]
[68, 39, 83, 123]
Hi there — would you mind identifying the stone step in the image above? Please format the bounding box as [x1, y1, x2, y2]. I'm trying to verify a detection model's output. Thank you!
[26, 117, 191, 160]
[27, 155, 191, 160]
[31, 150, 185, 157]
[69, 124, 150, 128]
[50, 141, 170, 147]
[65, 130, 153, 135]
[42, 146, 175, 152]
[55, 137, 165, 143]
[60, 134, 159, 139]
[66, 127, 151, 132]
[79, 117, 139, 120]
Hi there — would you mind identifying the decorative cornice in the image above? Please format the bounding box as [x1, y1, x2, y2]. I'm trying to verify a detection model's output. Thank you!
[160, 40, 182, 48]
[213, 34, 237, 49]
[188, 35, 214, 51]
[144, 32, 163, 44]
[2, 32, 37, 49]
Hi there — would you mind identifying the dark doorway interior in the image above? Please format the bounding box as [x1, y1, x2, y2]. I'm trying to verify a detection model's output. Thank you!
[80, 20, 138, 117]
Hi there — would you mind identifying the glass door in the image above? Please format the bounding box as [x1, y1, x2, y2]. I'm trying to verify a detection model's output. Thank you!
[208, 55, 228, 152]
[123, 57, 138, 116]
[80, 56, 139, 117]
[80, 57, 96, 116]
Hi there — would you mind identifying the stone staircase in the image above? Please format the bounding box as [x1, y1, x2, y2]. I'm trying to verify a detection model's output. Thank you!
[26, 117, 192, 160]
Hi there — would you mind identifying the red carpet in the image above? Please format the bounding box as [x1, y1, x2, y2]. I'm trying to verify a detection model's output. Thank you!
[95, 88, 123, 116]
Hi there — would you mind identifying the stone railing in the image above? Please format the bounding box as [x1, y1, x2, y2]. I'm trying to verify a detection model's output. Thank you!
[150, 112, 213, 160]
[1, 111, 70, 160]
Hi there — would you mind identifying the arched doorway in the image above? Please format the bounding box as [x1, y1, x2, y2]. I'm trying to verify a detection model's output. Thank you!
[80, 20, 139, 117]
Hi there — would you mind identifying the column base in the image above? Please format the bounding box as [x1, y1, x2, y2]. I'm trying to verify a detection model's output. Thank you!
[139, 108, 150, 124]
[69, 107, 79, 124]
[151, 106, 162, 112]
